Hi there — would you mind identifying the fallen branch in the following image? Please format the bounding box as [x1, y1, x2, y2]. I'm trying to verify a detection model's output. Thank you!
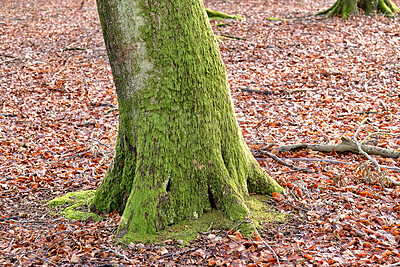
[384, 262, 400, 267]
[246, 214, 281, 267]
[266, 195, 309, 212]
[276, 136, 400, 159]
[35, 256, 57, 267]
[256, 152, 316, 173]
[337, 111, 379, 117]
[227, 213, 280, 266]
[241, 87, 316, 95]
[278, 157, 400, 173]
[159, 247, 196, 259]
[100, 245, 134, 264]
[241, 88, 275, 95]
[61, 150, 90, 161]
[0, 56, 21, 64]
[215, 34, 246, 40]
[0, 113, 17, 117]
[90, 102, 117, 108]
[284, 157, 350, 165]
[63, 47, 86, 51]
[0, 216, 22, 221]
[352, 119, 400, 186]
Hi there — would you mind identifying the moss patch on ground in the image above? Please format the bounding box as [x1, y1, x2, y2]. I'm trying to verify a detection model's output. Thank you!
[47, 190, 103, 221]
[118, 194, 286, 245]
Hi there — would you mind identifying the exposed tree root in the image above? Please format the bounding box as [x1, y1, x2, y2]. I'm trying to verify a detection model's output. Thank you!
[316, 0, 399, 19]
[206, 8, 243, 20]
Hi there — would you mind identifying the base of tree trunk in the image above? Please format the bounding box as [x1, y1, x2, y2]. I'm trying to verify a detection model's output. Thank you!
[91, 0, 282, 239]
[316, 0, 399, 19]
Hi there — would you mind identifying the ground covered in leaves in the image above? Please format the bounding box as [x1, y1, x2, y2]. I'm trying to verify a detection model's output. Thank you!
[1, 0, 400, 265]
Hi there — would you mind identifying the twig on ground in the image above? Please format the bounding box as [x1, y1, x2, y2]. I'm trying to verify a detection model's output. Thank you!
[227, 217, 248, 235]
[227, 213, 280, 266]
[61, 150, 90, 161]
[0, 113, 17, 117]
[35, 256, 57, 267]
[284, 157, 350, 165]
[90, 102, 117, 108]
[159, 247, 197, 258]
[258, 151, 316, 173]
[90, 138, 111, 148]
[276, 136, 400, 159]
[241, 87, 316, 95]
[265, 195, 309, 212]
[384, 262, 400, 267]
[106, 108, 118, 114]
[0, 216, 22, 221]
[337, 111, 379, 117]
[280, 158, 400, 172]
[100, 245, 134, 264]
[216, 34, 246, 40]
[0, 56, 21, 64]
[246, 213, 281, 267]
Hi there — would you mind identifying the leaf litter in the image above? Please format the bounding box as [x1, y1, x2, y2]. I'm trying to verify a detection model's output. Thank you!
[1, 0, 400, 265]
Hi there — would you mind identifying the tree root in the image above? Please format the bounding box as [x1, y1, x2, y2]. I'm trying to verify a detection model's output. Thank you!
[316, 0, 399, 19]
[378, 0, 400, 17]
[206, 8, 243, 20]
[316, 0, 356, 19]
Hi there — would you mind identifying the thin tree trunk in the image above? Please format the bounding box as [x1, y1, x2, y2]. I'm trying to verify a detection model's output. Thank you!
[92, 0, 282, 239]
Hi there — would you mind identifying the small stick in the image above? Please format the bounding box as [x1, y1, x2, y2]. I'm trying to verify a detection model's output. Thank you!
[100, 245, 134, 264]
[160, 248, 197, 258]
[384, 262, 400, 267]
[246, 213, 281, 267]
[227, 213, 281, 266]
[259, 152, 316, 173]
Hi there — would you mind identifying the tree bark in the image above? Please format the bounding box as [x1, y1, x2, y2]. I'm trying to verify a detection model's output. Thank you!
[317, 0, 399, 19]
[91, 0, 282, 238]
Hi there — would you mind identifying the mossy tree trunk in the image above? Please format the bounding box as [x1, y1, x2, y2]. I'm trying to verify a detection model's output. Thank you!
[91, 0, 282, 239]
[317, 0, 399, 19]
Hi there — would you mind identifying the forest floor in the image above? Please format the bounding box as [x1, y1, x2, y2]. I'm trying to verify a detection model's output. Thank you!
[1, 0, 400, 266]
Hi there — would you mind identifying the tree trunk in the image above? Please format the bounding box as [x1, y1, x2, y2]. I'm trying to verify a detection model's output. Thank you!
[317, 0, 399, 19]
[91, 0, 282, 238]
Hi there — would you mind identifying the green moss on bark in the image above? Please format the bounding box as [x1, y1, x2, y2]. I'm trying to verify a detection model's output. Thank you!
[118, 195, 286, 245]
[92, 0, 282, 239]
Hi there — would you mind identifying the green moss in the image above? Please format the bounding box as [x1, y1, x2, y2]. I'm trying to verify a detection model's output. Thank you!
[317, 0, 399, 19]
[268, 17, 288, 21]
[205, 8, 243, 20]
[95, 0, 283, 238]
[47, 190, 103, 221]
[246, 195, 285, 226]
[117, 195, 286, 245]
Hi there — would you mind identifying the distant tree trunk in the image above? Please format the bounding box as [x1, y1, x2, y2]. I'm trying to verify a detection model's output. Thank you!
[91, 0, 282, 238]
[317, 0, 399, 19]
